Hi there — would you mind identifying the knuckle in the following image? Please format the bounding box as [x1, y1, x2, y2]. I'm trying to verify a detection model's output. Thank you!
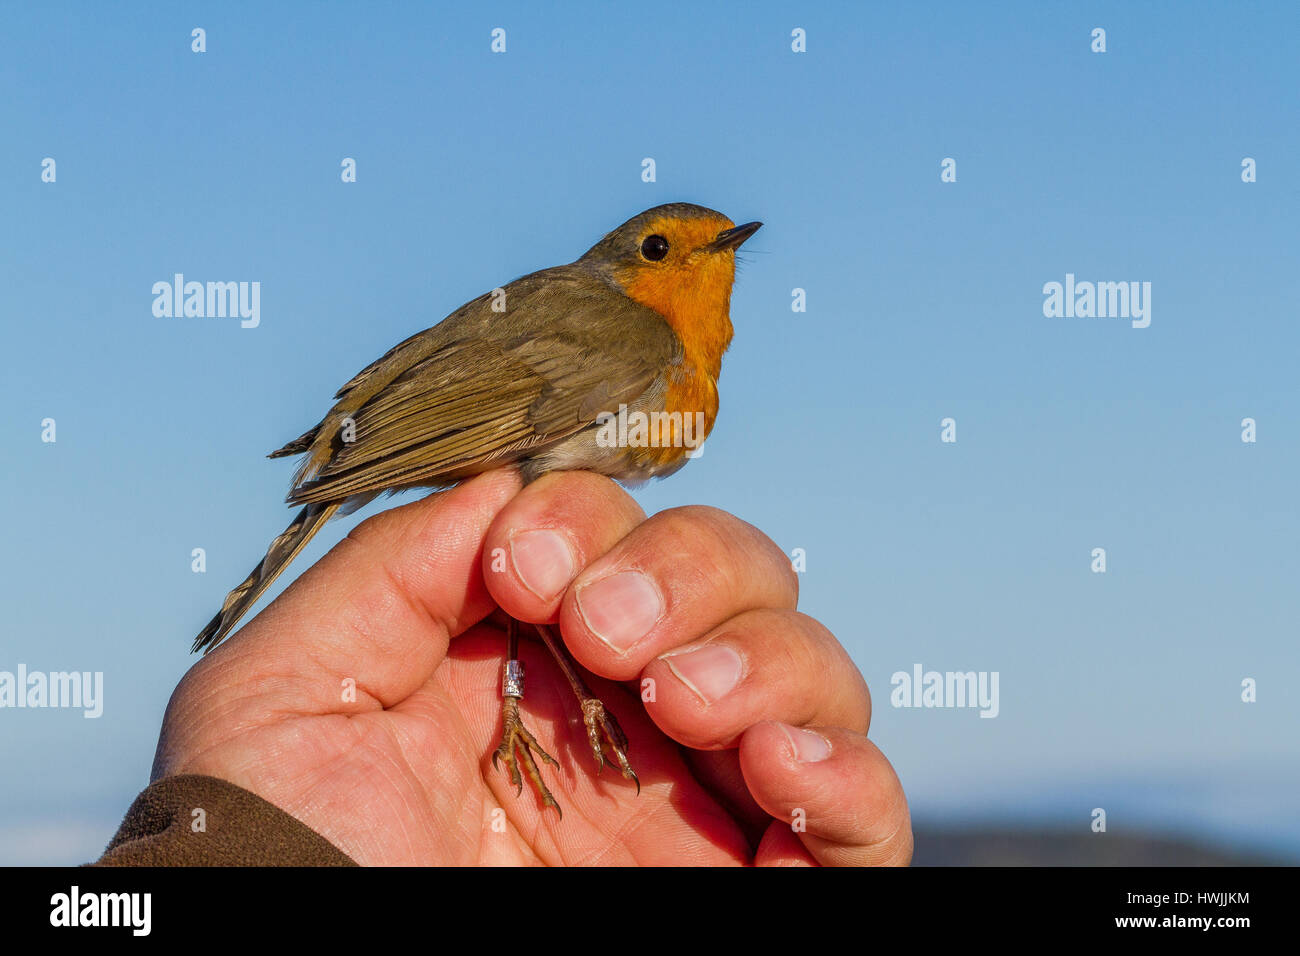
[749, 609, 870, 730]
[646, 506, 797, 606]
[644, 507, 740, 592]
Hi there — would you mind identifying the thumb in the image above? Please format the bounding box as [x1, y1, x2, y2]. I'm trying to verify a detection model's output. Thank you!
[189, 468, 523, 717]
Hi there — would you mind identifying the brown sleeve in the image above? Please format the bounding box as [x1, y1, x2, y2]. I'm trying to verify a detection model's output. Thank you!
[90, 774, 357, 867]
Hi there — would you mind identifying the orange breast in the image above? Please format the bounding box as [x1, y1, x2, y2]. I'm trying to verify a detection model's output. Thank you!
[611, 213, 740, 469]
[643, 365, 719, 468]
[618, 268, 733, 466]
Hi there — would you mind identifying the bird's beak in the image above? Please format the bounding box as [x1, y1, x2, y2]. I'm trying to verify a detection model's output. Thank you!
[709, 221, 762, 252]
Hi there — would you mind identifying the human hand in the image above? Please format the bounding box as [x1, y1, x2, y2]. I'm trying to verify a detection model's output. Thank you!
[154, 469, 911, 865]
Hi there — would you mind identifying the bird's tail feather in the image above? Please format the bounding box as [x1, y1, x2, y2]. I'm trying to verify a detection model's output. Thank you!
[192, 502, 340, 653]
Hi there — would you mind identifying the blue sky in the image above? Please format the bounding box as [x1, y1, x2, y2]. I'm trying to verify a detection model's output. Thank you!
[2, 1, 1298, 864]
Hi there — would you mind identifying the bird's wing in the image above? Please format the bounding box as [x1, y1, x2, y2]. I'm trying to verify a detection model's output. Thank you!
[285, 267, 679, 505]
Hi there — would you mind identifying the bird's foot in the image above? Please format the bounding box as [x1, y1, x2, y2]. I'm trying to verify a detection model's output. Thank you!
[492, 695, 562, 818]
[580, 697, 640, 794]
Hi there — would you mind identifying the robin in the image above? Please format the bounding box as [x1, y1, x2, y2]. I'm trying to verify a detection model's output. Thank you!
[193, 202, 762, 815]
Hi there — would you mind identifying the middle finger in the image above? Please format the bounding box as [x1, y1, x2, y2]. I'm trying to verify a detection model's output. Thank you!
[558, 505, 799, 679]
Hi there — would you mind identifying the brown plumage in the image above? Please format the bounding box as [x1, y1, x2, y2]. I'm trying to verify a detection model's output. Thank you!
[193, 203, 760, 655]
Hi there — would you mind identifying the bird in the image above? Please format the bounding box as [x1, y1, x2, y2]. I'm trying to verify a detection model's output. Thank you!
[192, 202, 762, 815]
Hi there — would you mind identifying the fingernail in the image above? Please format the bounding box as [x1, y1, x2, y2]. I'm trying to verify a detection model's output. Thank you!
[575, 571, 663, 653]
[662, 643, 743, 705]
[779, 724, 832, 763]
[509, 529, 575, 601]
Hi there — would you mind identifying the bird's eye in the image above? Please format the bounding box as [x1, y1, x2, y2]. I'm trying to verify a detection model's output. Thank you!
[640, 234, 670, 261]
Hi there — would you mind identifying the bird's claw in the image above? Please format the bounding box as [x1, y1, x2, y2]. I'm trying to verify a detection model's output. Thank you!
[581, 697, 639, 794]
[494, 695, 562, 818]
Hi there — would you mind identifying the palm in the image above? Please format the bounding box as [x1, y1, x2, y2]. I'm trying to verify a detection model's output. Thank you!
[165, 623, 752, 865]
